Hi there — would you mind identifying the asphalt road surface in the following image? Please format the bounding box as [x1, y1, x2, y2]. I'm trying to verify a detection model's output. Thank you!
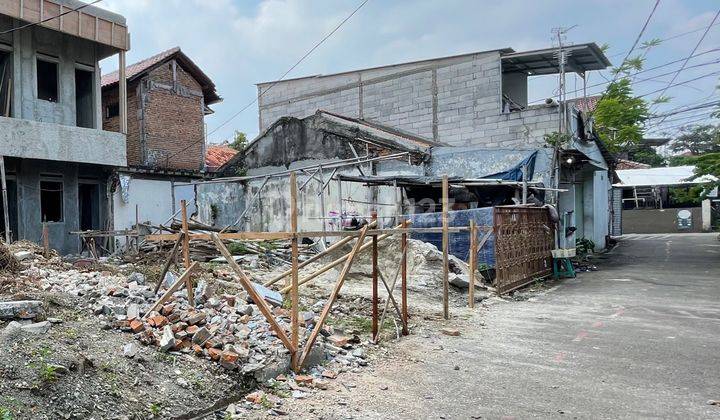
[279, 233, 720, 419]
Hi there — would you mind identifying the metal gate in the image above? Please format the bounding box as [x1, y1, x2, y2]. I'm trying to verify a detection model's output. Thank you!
[493, 206, 554, 294]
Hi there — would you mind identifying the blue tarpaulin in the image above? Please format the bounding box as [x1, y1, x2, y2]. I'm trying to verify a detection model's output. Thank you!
[482, 151, 538, 181]
[409, 207, 495, 268]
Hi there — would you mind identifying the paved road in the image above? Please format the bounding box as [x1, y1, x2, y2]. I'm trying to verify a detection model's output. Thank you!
[282, 233, 720, 419]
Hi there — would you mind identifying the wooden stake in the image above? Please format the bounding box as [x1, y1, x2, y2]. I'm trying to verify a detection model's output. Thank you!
[42, 221, 49, 258]
[144, 261, 198, 316]
[401, 219, 409, 335]
[376, 230, 409, 341]
[442, 174, 449, 320]
[290, 172, 300, 371]
[211, 233, 296, 353]
[262, 220, 377, 287]
[298, 226, 368, 369]
[180, 200, 194, 306]
[154, 233, 184, 294]
[468, 220, 477, 308]
[371, 211, 378, 341]
[0, 156, 10, 243]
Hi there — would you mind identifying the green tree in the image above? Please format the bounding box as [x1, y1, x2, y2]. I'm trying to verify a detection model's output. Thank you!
[628, 146, 665, 167]
[692, 152, 720, 188]
[669, 125, 720, 155]
[593, 78, 649, 153]
[228, 130, 248, 151]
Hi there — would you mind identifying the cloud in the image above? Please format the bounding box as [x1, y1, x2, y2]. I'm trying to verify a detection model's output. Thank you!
[99, 0, 720, 141]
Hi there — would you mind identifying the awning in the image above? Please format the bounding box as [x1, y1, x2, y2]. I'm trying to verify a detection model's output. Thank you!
[501, 43, 611, 75]
[613, 166, 717, 187]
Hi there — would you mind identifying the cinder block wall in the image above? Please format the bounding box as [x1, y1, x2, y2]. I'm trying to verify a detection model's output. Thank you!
[257, 51, 560, 148]
[102, 60, 206, 171]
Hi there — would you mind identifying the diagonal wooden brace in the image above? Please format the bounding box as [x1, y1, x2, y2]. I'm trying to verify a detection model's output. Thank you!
[211, 233, 296, 354]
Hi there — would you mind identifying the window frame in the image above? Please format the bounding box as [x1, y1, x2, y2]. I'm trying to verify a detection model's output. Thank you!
[39, 175, 64, 223]
[36, 54, 60, 103]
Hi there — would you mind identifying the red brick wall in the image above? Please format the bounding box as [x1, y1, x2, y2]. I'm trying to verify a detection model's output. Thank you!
[102, 59, 206, 171]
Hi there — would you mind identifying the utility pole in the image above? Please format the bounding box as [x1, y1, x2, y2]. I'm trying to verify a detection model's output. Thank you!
[549, 25, 576, 205]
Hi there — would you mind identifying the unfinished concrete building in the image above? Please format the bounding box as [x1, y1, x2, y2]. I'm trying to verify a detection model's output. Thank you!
[252, 44, 615, 250]
[0, 0, 129, 254]
[101, 47, 221, 234]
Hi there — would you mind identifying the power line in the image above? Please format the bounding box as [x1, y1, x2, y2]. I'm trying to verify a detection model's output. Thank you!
[587, 0, 661, 117]
[163, 0, 371, 164]
[637, 70, 720, 98]
[650, 8, 720, 116]
[528, 49, 720, 104]
[646, 100, 720, 119]
[0, 0, 103, 35]
[607, 19, 720, 58]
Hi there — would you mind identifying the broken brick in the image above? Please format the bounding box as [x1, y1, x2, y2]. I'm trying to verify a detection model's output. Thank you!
[327, 334, 349, 347]
[148, 315, 168, 328]
[186, 312, 206, 326]
[161, 304, 175, 316]
[294, 375, 313, 385]
[129, 319, 145, 333]
[207, 348, 222, 361]
[192, 327, 212, 345]
[440, 328, 461, 337]
[321, 369, 338, 379]
[192, 344, 204, 356]
[219, 350, 239, 369]
[185, 325, 199, 335]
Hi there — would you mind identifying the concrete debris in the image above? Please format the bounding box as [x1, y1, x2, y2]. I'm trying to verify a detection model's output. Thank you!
[0, 300, 44, 320]
[123, 342, 139, 358]
[13, 251, 35, 261]
[250, 282, 283, 307]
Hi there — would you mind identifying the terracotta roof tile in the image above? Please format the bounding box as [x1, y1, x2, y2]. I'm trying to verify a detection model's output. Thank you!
[101, 47, 180, 87]
[205, 145, 238, 172]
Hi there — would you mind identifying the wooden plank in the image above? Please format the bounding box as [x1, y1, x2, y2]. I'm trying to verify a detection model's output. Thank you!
[0, 156, 10, 243]
[145, 226, 480, 242]
[153, 233, 183, 294]
[298, 226, 368, 369]
[262, 220, 377, 287]
[278, 226, 400, 294]
[468, 220, 476, 309]
[442, 175, 449, 319]
[180, 200, 193, 307]
[146, 231, 295, 242]
[401, 219, 409, 335]
[290, 172, 300, 371]
[371, 212, 379, 340]
[211, 233, 295, 353]
[144, 262, 198, 317]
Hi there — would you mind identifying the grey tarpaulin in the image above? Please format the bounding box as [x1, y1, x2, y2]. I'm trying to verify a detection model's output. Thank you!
[409, 207, 495, 267]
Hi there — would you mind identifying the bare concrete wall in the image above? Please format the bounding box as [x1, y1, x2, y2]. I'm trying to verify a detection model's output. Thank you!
[622, 208, 703, 234]
[11, 158, 109, 255]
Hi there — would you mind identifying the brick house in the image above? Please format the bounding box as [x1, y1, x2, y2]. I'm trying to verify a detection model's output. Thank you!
[101, 47, 221, 171]
[101, 47, 221, 234]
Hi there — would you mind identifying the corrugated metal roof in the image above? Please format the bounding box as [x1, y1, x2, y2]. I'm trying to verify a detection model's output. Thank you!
[614, 165, 717, 187]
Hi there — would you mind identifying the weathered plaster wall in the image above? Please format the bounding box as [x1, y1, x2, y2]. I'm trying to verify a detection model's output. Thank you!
[622, 207, 703, 234]
[114, 177, 173, 231]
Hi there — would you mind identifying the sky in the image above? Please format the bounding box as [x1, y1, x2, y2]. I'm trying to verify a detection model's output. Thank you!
[99, 0, 720, 145]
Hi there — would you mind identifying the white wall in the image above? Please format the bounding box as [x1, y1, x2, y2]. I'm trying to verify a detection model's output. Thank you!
[113, 177, 176, 231]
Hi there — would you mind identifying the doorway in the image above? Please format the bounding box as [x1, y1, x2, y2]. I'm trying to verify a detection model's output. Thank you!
[78, 183, 100, 231]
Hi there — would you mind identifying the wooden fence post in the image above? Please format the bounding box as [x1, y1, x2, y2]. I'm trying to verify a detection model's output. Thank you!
[401, 219, 409, 334]
[442, 175, 449, 319]
[180, 200, 194, 306]
[371, 211, 379, 341]
[468, 220, 477, 308]
[290, 172, 300, 371]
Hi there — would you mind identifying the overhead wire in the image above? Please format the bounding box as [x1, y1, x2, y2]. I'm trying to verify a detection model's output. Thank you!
[650, 8, 720, 117]
[161, 0, 371, 164]
[0, 0, 103, 35]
